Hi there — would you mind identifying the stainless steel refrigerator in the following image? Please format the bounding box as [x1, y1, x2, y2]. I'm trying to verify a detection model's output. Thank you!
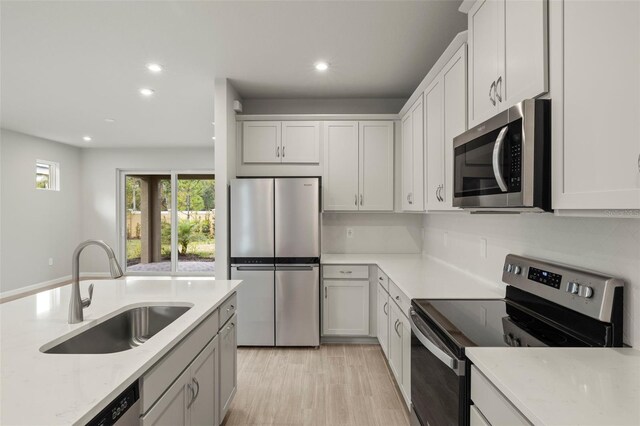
[230, 178, 320, 347]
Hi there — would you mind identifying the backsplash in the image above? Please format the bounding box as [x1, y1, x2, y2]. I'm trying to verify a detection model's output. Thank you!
[422, 213, 640, 347]
[322, 212, 423, 254]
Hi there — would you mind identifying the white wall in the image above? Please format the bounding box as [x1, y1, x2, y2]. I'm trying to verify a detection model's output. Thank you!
[214, 78, 242, 279]
[322, 212, 423, 254]
[0, 129, 82, 292]
[80, 147, 214, 273]
[422, 213, 640, 347]
[241, 98, 406, 115]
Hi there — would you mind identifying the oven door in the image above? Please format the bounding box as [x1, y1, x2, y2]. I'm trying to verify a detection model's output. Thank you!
[409, 309, 467, 426]
[453, 108, 525, 209]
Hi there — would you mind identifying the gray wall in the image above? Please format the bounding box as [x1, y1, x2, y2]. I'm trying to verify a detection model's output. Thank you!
[0, 129, 82, 292]
[241, 98, 406, 115]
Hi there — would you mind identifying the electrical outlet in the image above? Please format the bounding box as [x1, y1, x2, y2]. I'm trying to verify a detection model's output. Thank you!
[48, 257, 54, 266]
[346, 228, 354, 239]
[480, 238, 487, 259]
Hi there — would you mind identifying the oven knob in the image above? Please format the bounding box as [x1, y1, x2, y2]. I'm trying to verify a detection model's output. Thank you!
[567, 282, 580, 294]
[513, 337, 521, 347]
[505, 264, 513, 273]
[513, 265, 522, 275]
[504, 334, 513, 345]
[578, 285, 594, 299]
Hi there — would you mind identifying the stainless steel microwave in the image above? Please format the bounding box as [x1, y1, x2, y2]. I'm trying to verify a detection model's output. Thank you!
[452, 99, 551, 211]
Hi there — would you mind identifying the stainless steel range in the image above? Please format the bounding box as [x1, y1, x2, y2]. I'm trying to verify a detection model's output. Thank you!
[409, 254, 624, 426]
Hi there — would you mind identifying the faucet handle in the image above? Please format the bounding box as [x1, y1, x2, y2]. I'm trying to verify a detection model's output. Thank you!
[82, 283, 94, 308]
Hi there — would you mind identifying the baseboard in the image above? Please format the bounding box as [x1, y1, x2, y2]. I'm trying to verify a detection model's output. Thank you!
[0, 272, 111, 304]
[321, 336, 380, 345]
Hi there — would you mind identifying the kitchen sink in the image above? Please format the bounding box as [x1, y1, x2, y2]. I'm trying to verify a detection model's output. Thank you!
[42, 305, 192, 354]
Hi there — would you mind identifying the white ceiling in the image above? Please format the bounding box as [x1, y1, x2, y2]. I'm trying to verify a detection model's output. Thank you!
[0, 1, 466, 148]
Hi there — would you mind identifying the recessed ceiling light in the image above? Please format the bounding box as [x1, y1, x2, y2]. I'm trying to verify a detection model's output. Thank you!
[83, 136, 92, 142]
[315, 61, 329, 72]
[104, 118, 116, 123]
[139, 88, 155, 97]
[146, 63, 163, 73]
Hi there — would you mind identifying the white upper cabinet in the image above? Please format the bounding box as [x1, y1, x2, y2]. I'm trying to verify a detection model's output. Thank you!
[426, 44, 467, 211]
[242, 121, 281, 163]
[468, 0, 548, 127]
[359, 121, 394, 211]
[242, 120, 320, 164]
[281, 121, 320, 164]
[550, 0, 640, 210]
[401, 97, 425, 211]
[324, 121, 394, 212]
[324, 122, 360, 211]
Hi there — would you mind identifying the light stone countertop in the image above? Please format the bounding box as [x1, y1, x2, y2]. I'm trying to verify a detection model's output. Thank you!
[466, 347, 640, 426]
[0, 276, 241, 426]
[321, 253, 504, 299]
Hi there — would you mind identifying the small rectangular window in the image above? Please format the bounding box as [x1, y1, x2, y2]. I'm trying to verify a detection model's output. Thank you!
[36, 160, 60, 191]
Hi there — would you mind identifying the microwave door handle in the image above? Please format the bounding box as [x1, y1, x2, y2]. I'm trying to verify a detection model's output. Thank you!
[492, 126, 509, 192]
[409, 309, 461, 374]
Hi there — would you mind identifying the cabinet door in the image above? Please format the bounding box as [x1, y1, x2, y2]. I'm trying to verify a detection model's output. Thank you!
[281, 121, 320, 164]
[242, 121, 281, 163]
[411, 97, 425, 211]
[401, 111, 414, 211]
[219, 315, 237, 424]
[189, 337, 218, 426]
[142, 369, 190, 426]
[551, 0, 640, 210]
[359, 121, 394, 211]
[425, 77, 444, 210]
[322, 280, 369, 336]
[441, 45, 467, 210]
[468, 0, 499, 127]
[323, 122, 360, 211]
[376, 284, 390, 358]
[388, 302, 403, 385]
[499, 0, 547, 109]
[399, 312, 411, 406]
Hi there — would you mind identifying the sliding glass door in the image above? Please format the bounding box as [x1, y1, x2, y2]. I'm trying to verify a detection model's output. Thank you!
[120, 171, 215, 276]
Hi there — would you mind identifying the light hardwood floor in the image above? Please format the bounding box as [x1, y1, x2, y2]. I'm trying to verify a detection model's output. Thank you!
[222, 344, 410, 426]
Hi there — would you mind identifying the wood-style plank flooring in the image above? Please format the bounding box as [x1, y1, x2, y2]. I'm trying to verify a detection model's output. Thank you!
[222, 345, 410, 426]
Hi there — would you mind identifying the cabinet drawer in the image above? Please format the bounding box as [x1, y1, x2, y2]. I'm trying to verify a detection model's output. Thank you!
[389, 279, 410, 317]
[220, 293, 237, 328]
[141, 309, 219, 414]
[322, 264, 369, 280]
[470, 405, 491, 426]
[471, 366, 530, 426]
[377, 268, 389, 292]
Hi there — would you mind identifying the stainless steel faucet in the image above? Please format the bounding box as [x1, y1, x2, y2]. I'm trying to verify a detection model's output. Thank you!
[69, 240, 124, 324]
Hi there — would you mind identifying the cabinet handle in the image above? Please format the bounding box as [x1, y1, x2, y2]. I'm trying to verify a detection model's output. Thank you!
[394, 319, 401, 336]
[407, 192, 413, 205]
[360, 194, 363, 205]
[186, 383, 195, 408]
[355, 194, 358, 206]
[339, 270, 352, 274]
[383, 302, 388, 316]
[282, 145, 286, 158]
[496, 76, 503, 103]
[276, 146, 280, 157]
[489, 81, 496, 106]
[192, 377, 200, 402]
[324, 286, 327, 299]
[637, 153, 640, 172]
[435, 186, 440, 202]
[395, 295, 400, 301]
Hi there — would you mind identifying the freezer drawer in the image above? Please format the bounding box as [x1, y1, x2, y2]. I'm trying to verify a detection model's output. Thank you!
[231, 266, 275, 346]
[275, 178, 320, 260]
[275, 265, 320, 346]
[230, 179, 274, 259]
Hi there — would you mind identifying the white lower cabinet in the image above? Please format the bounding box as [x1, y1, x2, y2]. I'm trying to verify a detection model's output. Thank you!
[142, 336, 219, 426]
[388, 299, 411, 406]
[219, 314, 238, 423]
[471, 365, 531, 425]
[322, 278, 370, 336]
[376, 283, 390, 357]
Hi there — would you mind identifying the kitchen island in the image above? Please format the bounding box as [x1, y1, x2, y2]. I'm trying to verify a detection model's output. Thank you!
[0, 276, 240, 425]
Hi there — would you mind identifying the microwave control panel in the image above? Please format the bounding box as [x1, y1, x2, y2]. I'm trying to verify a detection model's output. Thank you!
[509, 135, 522, 192]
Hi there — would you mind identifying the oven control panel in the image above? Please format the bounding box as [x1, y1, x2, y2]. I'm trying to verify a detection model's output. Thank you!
[502, 254, 624, 322]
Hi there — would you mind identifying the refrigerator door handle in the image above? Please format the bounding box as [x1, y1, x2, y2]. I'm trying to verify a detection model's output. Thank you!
[275, 265, 315, 271]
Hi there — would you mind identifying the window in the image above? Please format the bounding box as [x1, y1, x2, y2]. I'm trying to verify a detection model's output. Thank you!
[121, 171, 215, 275]
[36, 160, 59, 191]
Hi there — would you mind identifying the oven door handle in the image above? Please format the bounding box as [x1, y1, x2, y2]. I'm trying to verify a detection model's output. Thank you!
[409, 309, 463, 375]
[492, 125, 509, 192]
